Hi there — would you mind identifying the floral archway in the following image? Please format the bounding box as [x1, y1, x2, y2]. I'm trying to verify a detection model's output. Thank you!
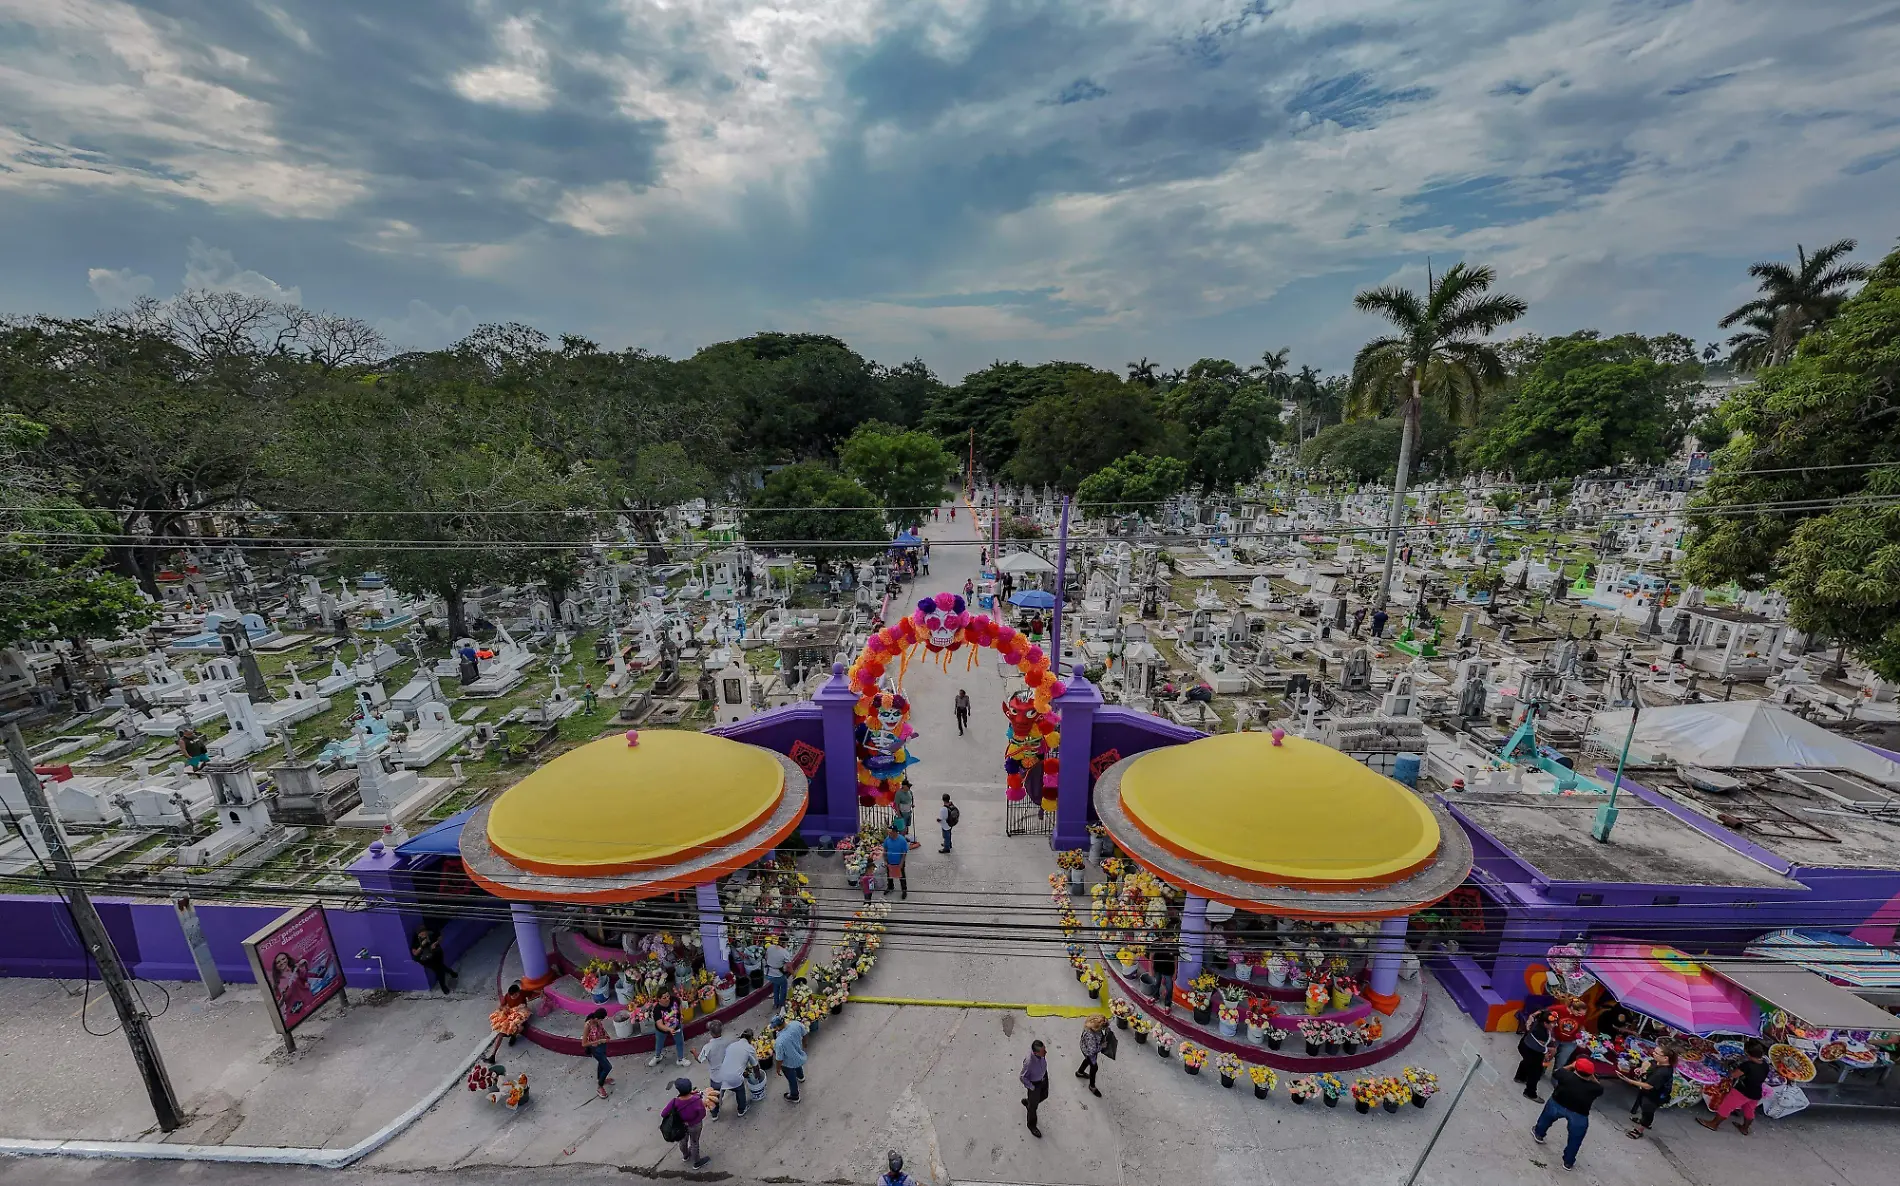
[847, 592, 1066, 809]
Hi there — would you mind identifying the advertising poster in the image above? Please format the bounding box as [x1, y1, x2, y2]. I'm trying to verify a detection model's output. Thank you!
[242, 903, 345, 1047]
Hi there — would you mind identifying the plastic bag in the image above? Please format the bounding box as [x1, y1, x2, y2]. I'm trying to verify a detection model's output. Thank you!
[1763, 1082, 1808, 1120]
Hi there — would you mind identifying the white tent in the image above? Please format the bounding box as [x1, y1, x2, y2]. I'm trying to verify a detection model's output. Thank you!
[996, 551, 1056, 575]
[1587, 700, 1900, 786]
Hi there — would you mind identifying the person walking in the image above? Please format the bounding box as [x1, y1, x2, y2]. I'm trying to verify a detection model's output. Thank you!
[1149, 940, 1177, 1012]
[660, 1077, 710, 1169]
[1351, 606, 1367, 637]
[581, 1007, 614, 1099]
[1514, 1006, 1554, 1101]
[709, 1029, 760, 1119]
[1532, 1057, 1603, 1171]
[938, 794, 958, 853]
[648, 989, 688, 1067]
[954, 689, 972, 735]
[879, 1150, 917, 1186]
[774, 1013, 809, 1102]
[1076, 1016, 1108, 1097]
[1698, 1039, 1770, 1136]
[1547, 995, 1586, 1071]
[882, 826, 909, 899]
[177, 727, 210, 774]
[764, 939, 793, 1010]
[410, 924, 455, 993]
[697, 1018, 734, 1071]
[1370, 608, 1388, 639]
[1622, 1045, 1678, 1139]
[1020, 1040, 1049, 1138]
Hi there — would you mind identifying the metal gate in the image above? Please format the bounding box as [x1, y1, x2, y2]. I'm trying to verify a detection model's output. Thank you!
[1005, 796, 1054, 837]
[858, 803, 895, 835]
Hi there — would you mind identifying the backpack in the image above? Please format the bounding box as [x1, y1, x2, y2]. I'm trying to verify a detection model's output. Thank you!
[946, 802, 960, 828]
[659, 1101, 686, 1143]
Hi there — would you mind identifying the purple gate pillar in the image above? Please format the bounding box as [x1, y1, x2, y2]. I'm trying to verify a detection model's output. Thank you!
[1178, 892, 1210, 983]
[1051, 674, 1101, 852]
[1365, 914, 1409, 1015]
[347, 838, 433, 993]
[814, 662, 866, 842]
[511, 901, 551, 987]
[696, 882, 731, 976]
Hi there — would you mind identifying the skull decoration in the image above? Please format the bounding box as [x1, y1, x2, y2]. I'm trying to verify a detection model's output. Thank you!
[912, 593, 970, 654]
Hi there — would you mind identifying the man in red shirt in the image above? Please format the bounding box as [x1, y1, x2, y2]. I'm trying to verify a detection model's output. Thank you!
[1546, 996, 1586, 1071]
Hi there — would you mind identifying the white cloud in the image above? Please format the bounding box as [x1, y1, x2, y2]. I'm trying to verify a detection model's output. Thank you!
[181, 239, 302, 305]
[376, 299, 479, 350]
[86, 266, 154, 306]
[452, 15, 553, 110]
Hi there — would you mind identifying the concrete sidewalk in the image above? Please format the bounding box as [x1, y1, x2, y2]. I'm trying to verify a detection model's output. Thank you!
[0, 926, 508, 1149]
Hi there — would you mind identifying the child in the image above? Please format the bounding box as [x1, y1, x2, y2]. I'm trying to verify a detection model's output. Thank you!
[860, 855, 880, 903]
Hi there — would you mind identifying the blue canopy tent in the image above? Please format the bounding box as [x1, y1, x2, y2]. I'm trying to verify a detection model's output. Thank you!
[396, 807, 478, 859]
[1008, 589, 1057, 609]
[890, 531, 923, 549]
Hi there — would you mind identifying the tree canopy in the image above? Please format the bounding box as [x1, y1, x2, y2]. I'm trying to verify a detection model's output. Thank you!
[1075, 453, 1188, 519]
[743, 462, 885, 573]
[838, 421, 958, 525]
[1160, 358, 1282, 492]
[1008, 369, 1164, 492]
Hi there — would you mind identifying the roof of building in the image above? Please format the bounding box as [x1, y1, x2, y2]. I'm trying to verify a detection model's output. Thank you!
[1448, 793, 1798, 889]
[1625, 765, 1900, 872]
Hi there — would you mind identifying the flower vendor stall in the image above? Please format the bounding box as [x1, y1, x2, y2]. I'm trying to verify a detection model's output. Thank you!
[457, 730, 811, 1056]
[1089, 732, 1474, 1071]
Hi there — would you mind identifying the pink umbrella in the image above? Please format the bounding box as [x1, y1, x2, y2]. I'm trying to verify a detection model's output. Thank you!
[1581, 939, 1761, 1036]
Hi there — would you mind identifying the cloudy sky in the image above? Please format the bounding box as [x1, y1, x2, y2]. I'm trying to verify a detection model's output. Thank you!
[3, 0, 1897, 380]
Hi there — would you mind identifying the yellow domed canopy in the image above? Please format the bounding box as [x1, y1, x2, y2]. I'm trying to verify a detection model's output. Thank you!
[1118, 732, 1439, 887]
[486, 731, 784, 877]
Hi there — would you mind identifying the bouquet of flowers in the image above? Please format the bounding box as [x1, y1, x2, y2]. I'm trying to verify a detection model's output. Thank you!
[1349, 1078, 1380, 1108]
[1180, 1042, 1209, 1071]
[1318, 1073, 1344, 1102]
[1248, 1064, 1276, 1093]
[1219, 983, 1249, 1006]
[1325, 1022, 1354, 1047]
[1110, 997, 1136, 1022]
[1100, 857, 1127, 879]
[1130, 1016, 1153, 1041]
[1298, 1018, 1328, 1044]
[1305, 981, 1329, 1015]
[489, 1004, 530, 1036]
[1048, 873, 1067, 896]
[1155, 1031, 1176, 1058]
[1217, 999, 1241, 1025]
[1358, 1017, 1384, 1043]
[1116, 946, 1140, 969]
[1403, 1067, 1439, 1098]
[1246, 998, 1279, 1028]
[1081, 969, 1105, 997]
[1377, 1076, 1411, 1108]
[1214, 1051, 1243, 1079]
[1055, 850, 1087, 871]
[1287, 1075, 1318, 1104]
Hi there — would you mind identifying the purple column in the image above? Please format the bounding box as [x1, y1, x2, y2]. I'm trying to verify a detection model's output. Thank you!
[813, 662, 863, 841]
[511, 901, 550, 984]
[1179, 892, 1209, 982]
[346, 839, 432, 992]
[1368, 914, 1409, 999]
[1051, 674, 1100, 851]
[1050, 495, 1071, 673]
[696, 882, 730, 976]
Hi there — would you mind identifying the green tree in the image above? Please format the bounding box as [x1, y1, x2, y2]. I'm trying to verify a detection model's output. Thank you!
[1159, 359, 1281, 492]
[1009, 369, 1163, 491]
[923, 361, 1097, 478]
[1687, 241, 1900, 673]
[1348, 262, 1528, 603]
[1719, 239, 1869, 370]
[1302, 411, 1457, 483]
[0, 413, 155, 652]
[838, 421, 958, 525]
[687, 332, 899, 462]
[1075, 453, 1189, 519]
[743, 463, 885, 574]
[1469, 332, 1703, 479]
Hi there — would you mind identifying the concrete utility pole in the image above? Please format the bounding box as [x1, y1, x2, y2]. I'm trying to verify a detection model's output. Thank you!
[4, 723, 183, 1132]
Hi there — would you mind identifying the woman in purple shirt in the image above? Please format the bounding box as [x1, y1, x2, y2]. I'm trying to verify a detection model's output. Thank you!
[1020, 1040, 1048, 1138]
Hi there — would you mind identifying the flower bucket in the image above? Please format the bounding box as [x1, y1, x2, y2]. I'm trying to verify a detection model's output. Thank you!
[1219, 1074, 1235, 1089]
[679, 1002, 696, 1023]
[829, 1002, 844, 1015]
[610, 1013, 634, 1040]
[1233, 963, 1252, 982]
[1068, 868, 1085, 893]
[1115, 1016, 1129, 1030]
[746, 1073, 767, 1102]
[717, 984, 738, 1007]
[1323, 1093, 1339, 1109]
[1218, 1017, 1237, 1038]
[1193, 1006, 1213, 1025]
[1341, 1038, 1360, 1055]
[1304, 999, 1324, 1018]
[1087, 986, 1100, 1000]
[1412, 1092, 1428, 1108]
[1156, 1044, 1169, 1060]
[1382, 1099, 1401, 1114]
[1331, 987, 1352, 1011]
[615, 981, 637, 1006]
[758, 1053, 774, 1071]
[1266, 1033, 1284, 1051]
[1133, 1030, 1148, 1045]
[1355, 1100, 1371, 1115]
[1185, 1065, 1200, 1077]
[1323, 1039, 1340, 1055]
[1305, 1041, 1322, 1056]
[1291, 1093, 1308, 1106]
[1253, 1085, 1269, 1100]
[1246, 1023, 1264, 1044]
[591, 987, 610, 1004]
[1266, 959, 1288, 988]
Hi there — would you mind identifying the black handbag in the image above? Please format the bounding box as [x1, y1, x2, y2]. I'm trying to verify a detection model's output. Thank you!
[1100, 1028, 1118, 1061]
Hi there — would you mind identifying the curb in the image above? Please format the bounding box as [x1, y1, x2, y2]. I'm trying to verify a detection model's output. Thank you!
[0, 1035, 491, 1167]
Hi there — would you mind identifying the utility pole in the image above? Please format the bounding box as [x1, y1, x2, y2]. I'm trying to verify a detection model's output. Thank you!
[4, 723, 183, 1132]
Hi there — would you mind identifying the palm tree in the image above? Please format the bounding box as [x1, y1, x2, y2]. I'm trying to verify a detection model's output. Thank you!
[1722, 311, 1779, 372]
[1126, 357, 1158, 387]
[1719, 239, 1868, 368]
[1288, 364, 1326, 442]
[1349, 261, 1527, 605]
